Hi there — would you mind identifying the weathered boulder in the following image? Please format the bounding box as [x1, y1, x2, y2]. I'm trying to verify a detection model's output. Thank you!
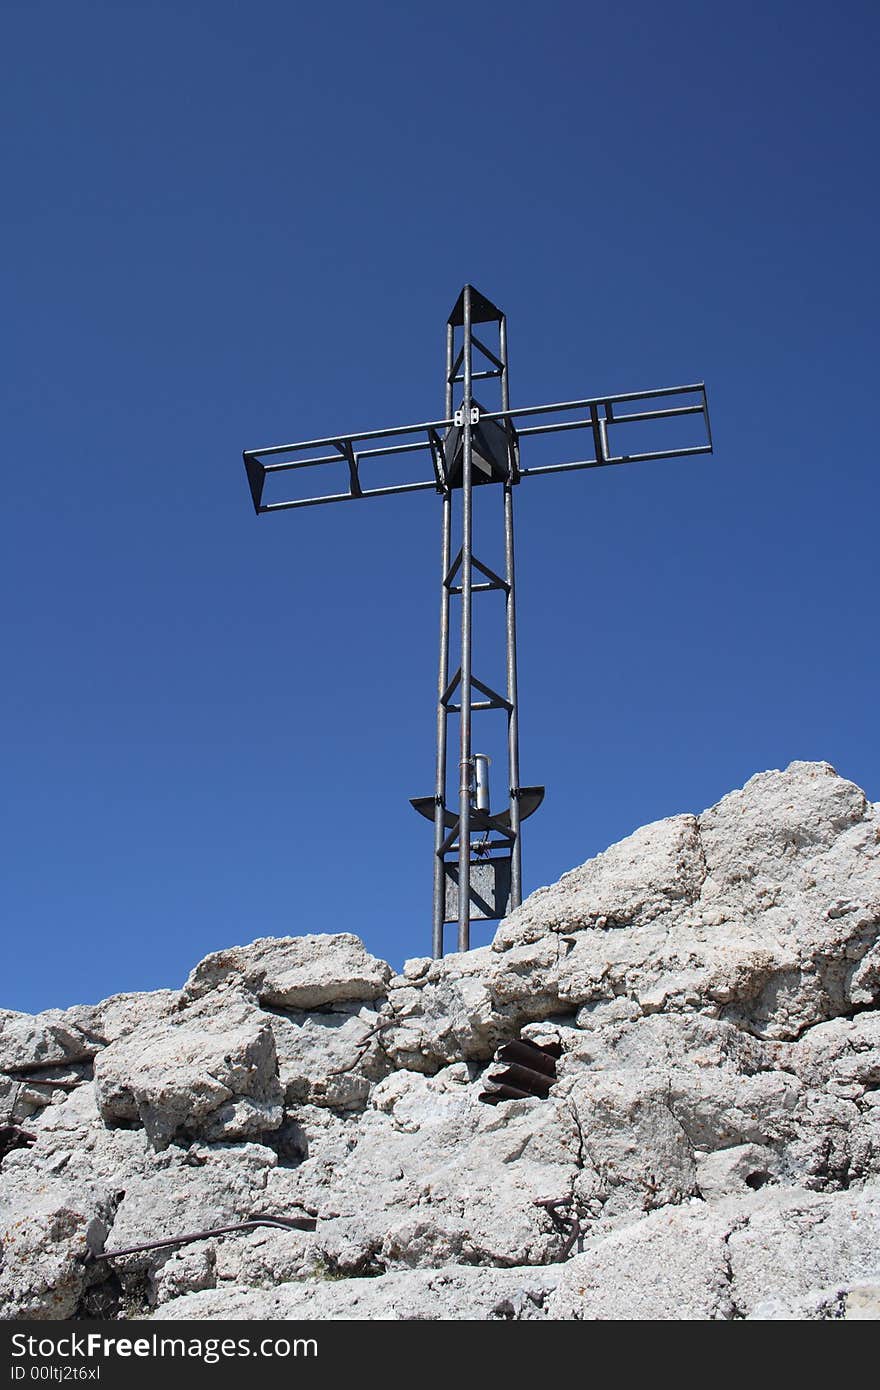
[150, 1186, 880, 1322]
[0, 1184, 117, 1321]
[384, 947, 511, 1071]
[260, 1063, 582, 1272]
[494, 812, 707, 950]
[0, 1084, 151, 1319]
[488, 762, 879, 1040]
[546, 1185, 880, 1320]
[183, 933, 391, 1010]
[107, 1141, 282, 1254]
[268, 1002, 393, 1110]
[0, 1009, 102, 1075]
[93, 995, 282, 1148]
[0, 990, 182, 1127]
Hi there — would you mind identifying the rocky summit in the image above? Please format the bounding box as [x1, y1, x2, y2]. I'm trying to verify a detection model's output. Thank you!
[2, 761, 879, 1321]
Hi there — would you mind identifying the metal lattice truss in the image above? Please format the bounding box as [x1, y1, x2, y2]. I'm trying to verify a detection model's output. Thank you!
[243, 285, 712, 959]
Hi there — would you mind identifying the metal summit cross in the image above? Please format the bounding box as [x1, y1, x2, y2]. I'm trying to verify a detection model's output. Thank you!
[243, 285, 713, 959]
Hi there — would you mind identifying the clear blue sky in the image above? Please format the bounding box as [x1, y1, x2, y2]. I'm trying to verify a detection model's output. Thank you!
[3, 1, 877, 1013]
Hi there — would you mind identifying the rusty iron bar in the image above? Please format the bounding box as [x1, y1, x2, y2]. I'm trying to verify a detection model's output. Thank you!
[324, 1013, 425, 1078]
[498, 1038, 561, 1073]
[480, 1080, 535, 1103]
[10, 1077, 82, 1091]
[479, 1034, 561, 1104]
[90, 1214, 318, 1262]
[325, 1016, 395, 1078]
[490, 1062, 553, 1095]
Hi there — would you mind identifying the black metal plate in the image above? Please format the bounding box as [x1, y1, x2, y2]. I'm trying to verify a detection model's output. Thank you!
[410, 786, 545, 830]
[444, 856, 511, 922]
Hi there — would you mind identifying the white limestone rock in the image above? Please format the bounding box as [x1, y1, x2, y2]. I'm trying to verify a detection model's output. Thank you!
[265, 1064, 583, 1272]
[93, 996, 282, 1148]
[548, 1201, 740, 1320]
[494, 812, 707, 950]
[268, 1002, 392, 1111]
[725, 1183, 880, 1313]
[547, 1184, 880, 1320]
[82, 989, 182, 1044]
[488, 762, 880, 1041]
[2, 760, 879, 1322]
[384, 947, 512, 1071]
[151, 1184, 880, 1322]
[106, 1141, 281, 1256]
[696, 1144, 783, 1199]
[183, 933, 391, 1010]
[0, 991, 182, 1077]
[152, 1243, 217, 1306]
[0, 1009, 101, 1074]
[749, 1281, 880, 1319]
[152, 1263, 561, 1320]
[0, 991, 182, 1125]
[0, 1185, 117, 1321]
[0, 1087, 151, 1318]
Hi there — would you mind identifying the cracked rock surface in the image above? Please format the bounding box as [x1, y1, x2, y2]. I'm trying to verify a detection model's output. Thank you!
[2, 761, 879, 1320]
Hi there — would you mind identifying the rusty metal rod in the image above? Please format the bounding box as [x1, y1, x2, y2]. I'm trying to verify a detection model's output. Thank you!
[479, 1080, 534, 1101]
[91, 1215, 317, 1261]
[534, 1196, 581, 1259]
[490, 1062, 554, 1095]
[12, 1077, 82, 1091]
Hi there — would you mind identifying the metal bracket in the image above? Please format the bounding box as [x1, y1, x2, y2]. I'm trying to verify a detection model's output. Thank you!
[453, 406, 480, 427]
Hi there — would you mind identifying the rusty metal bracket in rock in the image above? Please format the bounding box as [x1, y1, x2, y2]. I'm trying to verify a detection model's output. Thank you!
[0, 1124, 37, 1162]
[325, 1015, 395, 1078]
[479, 1036, 562, 1104]
[87, 1214, 318, 1263]
[534, 1196, 581, 1260]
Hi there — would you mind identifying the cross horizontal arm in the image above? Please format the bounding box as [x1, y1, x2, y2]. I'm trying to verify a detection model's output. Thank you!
[243, 383, 712, 513]
[482, 381, 707, 424]
[248, 415, 454, 458]
[243, 415, 454, 514]
[259, 479, 439, 513]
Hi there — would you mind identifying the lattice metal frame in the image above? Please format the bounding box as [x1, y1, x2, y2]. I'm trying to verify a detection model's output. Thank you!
[243, 285, 713, 957]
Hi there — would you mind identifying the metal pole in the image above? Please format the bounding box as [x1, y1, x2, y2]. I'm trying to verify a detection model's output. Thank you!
[432, 321, 455, 958]
[432, 493, 451, 957]
[503, 484, 522, 909]
[499, 313, 522, 909]
[458, 288, 474, 952]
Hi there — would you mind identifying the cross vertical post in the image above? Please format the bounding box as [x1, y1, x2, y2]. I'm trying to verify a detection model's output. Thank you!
[435, 286, 524, 957]
[457, 285, 474, 953]
[500, 312, 523, 912]
[431, 321, 454, 962]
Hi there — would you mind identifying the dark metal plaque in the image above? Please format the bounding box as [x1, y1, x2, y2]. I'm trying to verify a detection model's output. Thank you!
[444, 856, 512, 923]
